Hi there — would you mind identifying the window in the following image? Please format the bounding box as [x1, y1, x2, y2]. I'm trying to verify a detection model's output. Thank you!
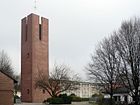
[39, 24, 42, 40]
[42, 89, 45, 94]
[26, 53, 30, 58]
[25, 24, 28, 41]
[27, 89, 29, 94]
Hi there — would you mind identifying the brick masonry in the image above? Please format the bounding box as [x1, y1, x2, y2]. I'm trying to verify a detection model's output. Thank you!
[0, 72, 15, 105]
[21, 13, 49, 103]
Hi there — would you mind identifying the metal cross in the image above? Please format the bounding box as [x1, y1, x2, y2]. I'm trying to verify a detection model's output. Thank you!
[34, 0, 37, 11]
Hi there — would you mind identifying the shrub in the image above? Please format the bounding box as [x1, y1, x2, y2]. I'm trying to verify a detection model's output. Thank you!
[71, 96, 82, 102]
[101, 98, 115, 105]
[89, 94, 105, 105]
[46, 97, 63, 104]
[59, 94, 72, 104]
[50, 97, 64, 104]
[81, 98, 89, 101]
[14, 95, 20, 103]
[43, 99, 48, 103]
[46, 94, 72, 104]
[69, 94, 89, 102]
[69, 93, 76, 97]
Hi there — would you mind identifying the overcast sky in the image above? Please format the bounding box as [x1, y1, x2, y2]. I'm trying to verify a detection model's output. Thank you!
[0, 0, 140, 80]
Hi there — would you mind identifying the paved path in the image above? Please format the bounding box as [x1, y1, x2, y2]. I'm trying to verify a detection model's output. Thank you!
[72, 102, 91, 105]
[15, 102, 91, 105]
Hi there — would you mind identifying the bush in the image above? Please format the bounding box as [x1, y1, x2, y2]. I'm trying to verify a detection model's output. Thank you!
[81, 98, 89, 101]
[69, 93, 81, 102]
[43, 99, 48, 103]
[71, 96, 82, 102]
[46, 97, 63, 104]
[14, 95, 20, 103]
[46, 98, 50, 103]
[69, 93, 76, 97]
[69, 94, 89, 102]
[89, 94, 105, 105]
[50, 97, 64, 104]
[101, 98, 115, 105]
[46, 94, 72, 104]
[59, 94, 72, 104]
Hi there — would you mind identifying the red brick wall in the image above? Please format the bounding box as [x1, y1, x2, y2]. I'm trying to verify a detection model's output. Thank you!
[0, 72, 14, 105]
[21, 14, 32, 102]
[21, 13, 49, 103]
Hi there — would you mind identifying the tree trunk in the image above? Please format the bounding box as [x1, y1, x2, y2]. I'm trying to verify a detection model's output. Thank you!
[134, 90, 139, 105]
[110, 83, 114, 105]
[110, 93, 113, 105]
[52, 91, 57, 98]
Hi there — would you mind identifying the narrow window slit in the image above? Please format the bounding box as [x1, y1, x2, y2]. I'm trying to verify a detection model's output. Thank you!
[39, 24, 42, 40]
[42, 89, 45, 94]
[25, 24, 28, 41]
[27, 89, 29, 94]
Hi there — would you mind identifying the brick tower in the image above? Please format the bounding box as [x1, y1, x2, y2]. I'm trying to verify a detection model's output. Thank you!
[21, 13, 49, 102]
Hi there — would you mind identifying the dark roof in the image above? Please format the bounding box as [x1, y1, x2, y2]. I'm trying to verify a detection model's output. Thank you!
[102, 87, 130, 94]
[113, 87, 130, 94]
[0, 70, 17, 83]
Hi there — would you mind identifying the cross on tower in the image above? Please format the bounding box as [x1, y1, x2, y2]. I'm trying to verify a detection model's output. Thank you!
[34, 0, 37, 11]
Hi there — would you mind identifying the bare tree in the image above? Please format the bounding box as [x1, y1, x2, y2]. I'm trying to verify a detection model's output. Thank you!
[86, 37, 121, 105]
[87, 17, 140, 105]
[114, 18, 140, 105]
[35, 64, 79, 98]
[0, 50, 14, 77]
[14, 74, 21, 94]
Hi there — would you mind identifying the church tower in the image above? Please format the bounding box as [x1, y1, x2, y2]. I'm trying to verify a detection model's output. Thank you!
[21, 13, 49, 102]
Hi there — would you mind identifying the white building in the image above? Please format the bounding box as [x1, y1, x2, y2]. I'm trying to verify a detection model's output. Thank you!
[63, 82, 99, 98]
[103, 87, 133, 104]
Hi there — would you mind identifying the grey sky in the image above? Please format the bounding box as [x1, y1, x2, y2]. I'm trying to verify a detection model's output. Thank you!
[0, 0, 140, 80]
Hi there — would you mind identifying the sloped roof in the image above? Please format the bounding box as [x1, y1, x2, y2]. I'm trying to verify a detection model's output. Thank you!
[0, 70, 17, 83]
[113, 87, 130, 94]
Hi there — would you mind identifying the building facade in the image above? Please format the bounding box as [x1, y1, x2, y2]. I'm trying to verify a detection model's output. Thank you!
[21, 13, 49, 102]
[0, 71, 17, 105]
[64, 82, 99, 98]
[103, 87, 133, 104]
